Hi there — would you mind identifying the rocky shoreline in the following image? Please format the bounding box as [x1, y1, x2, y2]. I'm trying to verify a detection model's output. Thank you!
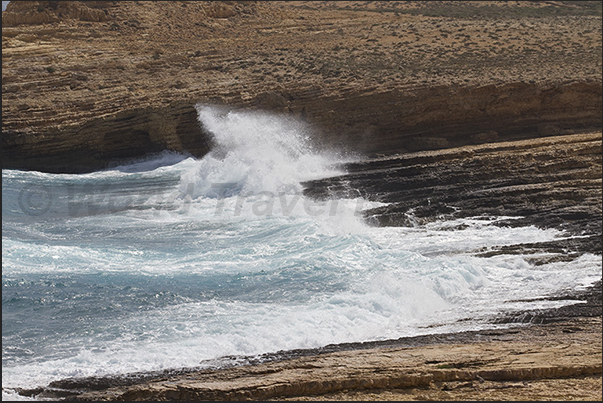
[11, 132, 602, 401]
[3, 1, 601, 401]
[304, 132, 602, 254]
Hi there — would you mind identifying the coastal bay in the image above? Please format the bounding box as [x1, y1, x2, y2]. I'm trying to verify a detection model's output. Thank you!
[2, 1, 601, 401]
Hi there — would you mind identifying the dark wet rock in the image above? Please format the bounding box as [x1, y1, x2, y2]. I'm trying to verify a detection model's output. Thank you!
[493, 280, 602, 324]
[304, 132, 603, 255]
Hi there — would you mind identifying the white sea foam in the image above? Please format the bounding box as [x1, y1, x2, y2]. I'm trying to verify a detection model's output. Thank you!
[179, 105, 345, 199]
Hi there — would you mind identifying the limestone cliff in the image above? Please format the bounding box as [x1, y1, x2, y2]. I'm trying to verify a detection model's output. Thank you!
[2, 1, 602, 173]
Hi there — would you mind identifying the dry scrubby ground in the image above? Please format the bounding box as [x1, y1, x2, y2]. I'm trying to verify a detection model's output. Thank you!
[2, 1, 601, 132]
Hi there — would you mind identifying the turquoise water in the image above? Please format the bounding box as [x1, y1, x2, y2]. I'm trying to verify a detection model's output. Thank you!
[2, 106, 600, 400]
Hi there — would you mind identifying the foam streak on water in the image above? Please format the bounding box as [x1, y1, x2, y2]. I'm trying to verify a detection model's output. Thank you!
[2, 106, 601, 399]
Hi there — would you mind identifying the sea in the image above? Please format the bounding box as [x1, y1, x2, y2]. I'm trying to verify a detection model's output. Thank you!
[2, 106, 601, 400]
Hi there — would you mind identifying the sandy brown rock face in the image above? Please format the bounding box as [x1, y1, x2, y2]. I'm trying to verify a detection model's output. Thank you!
[2, 1, 602, 173]
[19, 316, 601, 401]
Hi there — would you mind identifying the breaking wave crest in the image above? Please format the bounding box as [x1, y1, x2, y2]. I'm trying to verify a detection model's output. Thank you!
[180, 105, 344, 199]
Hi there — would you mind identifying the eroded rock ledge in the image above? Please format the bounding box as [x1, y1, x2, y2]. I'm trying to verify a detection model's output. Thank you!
[18, 316, 601, 401]
[304, 132, 603, 238]
[3, 80, 601, 173]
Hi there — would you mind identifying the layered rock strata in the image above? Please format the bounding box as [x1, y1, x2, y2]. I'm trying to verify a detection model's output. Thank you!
[304, 132, 602, 244]
[2, 1, 602, 172]
[17, 315, 602, 400]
